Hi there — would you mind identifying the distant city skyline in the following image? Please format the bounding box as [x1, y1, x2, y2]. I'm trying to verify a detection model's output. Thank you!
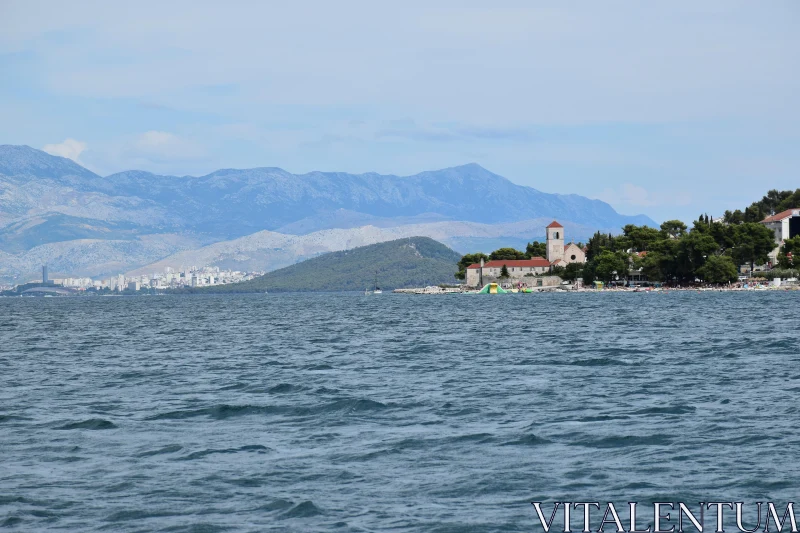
[1, 1, 798, 222]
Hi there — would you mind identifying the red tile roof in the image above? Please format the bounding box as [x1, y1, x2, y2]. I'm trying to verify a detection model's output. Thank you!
[762, 208, 799, 223]
[466, 258, 551, 269]
[546, 220, 563, 228]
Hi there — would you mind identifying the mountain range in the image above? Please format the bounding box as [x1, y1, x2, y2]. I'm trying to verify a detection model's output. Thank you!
[0, 145, 656, 283]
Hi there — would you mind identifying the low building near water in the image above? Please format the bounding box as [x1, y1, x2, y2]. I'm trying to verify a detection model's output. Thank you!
[465, 258, 551, 287]
[464, 220, 587, 287]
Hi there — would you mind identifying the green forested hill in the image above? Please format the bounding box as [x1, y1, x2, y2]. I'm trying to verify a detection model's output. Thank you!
[196, 237, 461, 293]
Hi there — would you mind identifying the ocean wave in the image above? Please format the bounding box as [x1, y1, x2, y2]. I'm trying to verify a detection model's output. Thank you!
[145, 404, 290, 420]
[135, 444, 183, 457]
[632, 405, 696, 415]
[268, 383, 304, 393]
[500, 434, 551, 446]
[54, 419, 117, 430]
[281, 501, 323, 519]
[259, 499, 294, 512]
[568, 358, 630, 367]
[569, 433, 673, 448]
[177, 444, 270, 461]
[146, 398, 390, 421]
[0, 414, 29, 423]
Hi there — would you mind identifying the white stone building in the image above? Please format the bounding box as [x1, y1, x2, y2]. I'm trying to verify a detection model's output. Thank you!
[761, 208, 800, 265]
[465, 257, 552, 287]
[545, 221, 587, 267]
[464, 220, 587, 286]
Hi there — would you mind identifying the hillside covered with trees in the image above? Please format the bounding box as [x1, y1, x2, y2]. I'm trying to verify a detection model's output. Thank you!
[454, 189, 798, 285]
[192, 237, 461, 293]
[722, 188, 800, 224]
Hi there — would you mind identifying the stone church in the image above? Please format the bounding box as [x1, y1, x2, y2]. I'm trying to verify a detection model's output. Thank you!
[464, 220, 586, 287]
[545, 221, 586, 267]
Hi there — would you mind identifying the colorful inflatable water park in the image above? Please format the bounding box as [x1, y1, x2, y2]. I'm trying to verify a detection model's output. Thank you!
[475, 283, 535, 294]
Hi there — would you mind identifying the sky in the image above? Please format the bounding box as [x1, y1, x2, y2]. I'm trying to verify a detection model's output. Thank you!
[1, 1, 798, 222]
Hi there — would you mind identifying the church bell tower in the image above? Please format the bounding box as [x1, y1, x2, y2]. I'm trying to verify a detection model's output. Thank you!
[546, 221, 564, 263]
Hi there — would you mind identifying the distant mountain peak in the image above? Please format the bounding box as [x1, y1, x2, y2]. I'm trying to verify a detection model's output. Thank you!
[427, 162, 492, 174]
[449, 162, 488, 171]
[0, 144, 98, 180]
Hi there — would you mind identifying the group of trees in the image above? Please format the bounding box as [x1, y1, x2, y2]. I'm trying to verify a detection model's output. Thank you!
[722, 189, 800, 224]
[580, 216, 776, 284]
[776, 235, 800, 268]
[455, 189, 797, 285]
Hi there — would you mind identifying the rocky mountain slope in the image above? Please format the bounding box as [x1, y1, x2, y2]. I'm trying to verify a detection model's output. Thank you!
[0, 144, 656, 283]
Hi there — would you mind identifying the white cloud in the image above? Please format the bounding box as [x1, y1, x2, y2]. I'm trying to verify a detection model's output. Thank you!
[4, 3, 796, 125]
[132, 131, 202, 160]
[42, 138, 87, 163]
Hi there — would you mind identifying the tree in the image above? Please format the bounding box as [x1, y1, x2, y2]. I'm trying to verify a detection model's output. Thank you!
[743, 205, 764, 223]
[650, 238, 681, 282]
[639, 252, 665, 282]
[489, 247, 526, 261]
[777, 235, 800, 268]
[500, 264, 510, 278]
[455, 252, 488, 280]
[758, 189, 792, 214]
[660, 220, 687, 239]
[562, 262, 583, 282]
[775, 189, 800, 212]
[697, 255, 738, 284]
[729, 222, 776, 272]
[708, 221, 735, 253]
[692, 217, 710, 234]
[724, 209, 745, 225]
[586, 231, 616, 261]
[676, 232, 718, 281]
[549, 265, 566, 278]
[622, 224, 662, 251]
[593, 250, 628, 283]
[525, 241, 547, 258]
[746, 188, 800, 217]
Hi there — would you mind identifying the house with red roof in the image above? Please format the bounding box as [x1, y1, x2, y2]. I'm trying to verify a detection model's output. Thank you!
[761, 208, 800, 264]
[464, 220, 587, 286]
[465, 258, 552, 287]
[761, 208, 800, 242]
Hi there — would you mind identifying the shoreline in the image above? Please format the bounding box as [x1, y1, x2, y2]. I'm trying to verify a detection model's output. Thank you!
[394, 284, 800, 294]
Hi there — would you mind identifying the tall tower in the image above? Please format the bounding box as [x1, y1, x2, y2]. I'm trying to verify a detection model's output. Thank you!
[42, 265, 48, 284]
[546, 221, 564, 263]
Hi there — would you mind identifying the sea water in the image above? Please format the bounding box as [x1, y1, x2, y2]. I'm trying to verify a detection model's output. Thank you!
[1, 292, 798, 532]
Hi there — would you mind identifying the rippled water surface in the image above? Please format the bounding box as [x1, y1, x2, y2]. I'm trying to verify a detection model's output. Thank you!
[1, 292, 799, 532]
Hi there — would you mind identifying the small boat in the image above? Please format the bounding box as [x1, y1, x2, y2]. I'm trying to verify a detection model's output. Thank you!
[373, 271, 382, 294]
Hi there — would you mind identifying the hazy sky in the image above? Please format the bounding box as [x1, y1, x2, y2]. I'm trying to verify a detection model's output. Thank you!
[1, 1, 798, 222]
